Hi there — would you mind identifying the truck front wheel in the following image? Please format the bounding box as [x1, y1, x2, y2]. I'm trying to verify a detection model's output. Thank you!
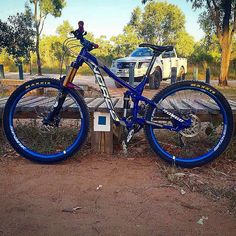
[177, 66, 186, 81]
[149, 68, 161, 89]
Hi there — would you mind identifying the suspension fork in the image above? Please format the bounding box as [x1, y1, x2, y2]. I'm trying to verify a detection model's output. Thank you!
[43, 90, 68, 125]
[43, 49, 86, 125]
[63, 66, 78, 87]
[63, 48, 86, 87]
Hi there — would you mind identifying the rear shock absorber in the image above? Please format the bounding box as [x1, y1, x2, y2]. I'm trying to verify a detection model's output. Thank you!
[123, 92, 130, 118]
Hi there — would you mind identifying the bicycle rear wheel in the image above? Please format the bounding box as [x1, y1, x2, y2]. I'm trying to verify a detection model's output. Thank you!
[144, 81, 234, 168]
[3, 78, 89, 163]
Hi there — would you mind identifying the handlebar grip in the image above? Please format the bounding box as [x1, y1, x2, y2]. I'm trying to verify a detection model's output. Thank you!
[71, 21, 85, 40]
[71, 21, 99, 50]
[78, 21, 84, 33]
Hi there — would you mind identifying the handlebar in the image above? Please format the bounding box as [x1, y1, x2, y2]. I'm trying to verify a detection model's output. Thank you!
[70, 21, 99, 51]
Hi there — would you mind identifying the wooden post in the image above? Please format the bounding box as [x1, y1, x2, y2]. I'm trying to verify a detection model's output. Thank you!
[129, 63, 135, 87]
[18, 63, 24, 80]
[205, 68, 210, 84]
[171, 67, 177, 84]
[91, 112, 113, 154]
[193, 67, 198, 81]
[0, 64, 5, 79]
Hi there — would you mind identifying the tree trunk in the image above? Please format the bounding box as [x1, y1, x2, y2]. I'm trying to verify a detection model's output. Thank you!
[34, 1, 42, 76]
[218, 0, 233, 86]
[219, 36, 232, 86]
[36, 31, 42, 76]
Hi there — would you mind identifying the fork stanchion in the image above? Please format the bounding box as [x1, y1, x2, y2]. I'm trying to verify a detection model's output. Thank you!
[0, 64, 5, 79]
[205, 68, 210, 84]
[129, 63, 135, 87]
[171, 67, 177, 84]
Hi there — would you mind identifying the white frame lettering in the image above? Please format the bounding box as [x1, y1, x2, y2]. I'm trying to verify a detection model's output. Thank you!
[90, 63, 120, 122]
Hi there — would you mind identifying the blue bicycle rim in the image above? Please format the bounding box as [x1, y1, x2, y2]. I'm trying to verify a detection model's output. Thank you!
[8, 83, 85, 160]
[149, 86, 228, 165]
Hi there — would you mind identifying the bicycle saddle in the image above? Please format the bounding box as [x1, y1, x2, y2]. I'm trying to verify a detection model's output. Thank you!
[139, 43, 173, 52]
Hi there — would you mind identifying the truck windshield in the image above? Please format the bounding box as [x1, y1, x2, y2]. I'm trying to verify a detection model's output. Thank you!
[130, 47, 153, 57]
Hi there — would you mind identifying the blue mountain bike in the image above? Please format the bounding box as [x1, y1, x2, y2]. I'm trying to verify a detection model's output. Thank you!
[3, 21, 234, 167]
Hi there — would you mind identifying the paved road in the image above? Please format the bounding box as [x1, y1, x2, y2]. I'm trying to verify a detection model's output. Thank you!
[3, 72, 236, 99]
[3, 72, 171, 98]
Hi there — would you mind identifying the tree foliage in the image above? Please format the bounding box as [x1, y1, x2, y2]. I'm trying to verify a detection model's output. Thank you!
[128, 7, 142, 32]
[40, 35, 64, 67]
[56, 20, 73, 38]
[140, 1, 185, 44]
[29, 0, 66, 75]
[38, 0, 65, 17]
[141, 0, 151, 4]
[187, 0, 236, 85]
[0, 9, 35, 63]
[6, 0, 234, 77]
[130, 1, 194, 57]
[189, 0, 236, 43]
[174, 30, 195, 57]
[0, 21, 12, 51]
[111, 25, 142, 58]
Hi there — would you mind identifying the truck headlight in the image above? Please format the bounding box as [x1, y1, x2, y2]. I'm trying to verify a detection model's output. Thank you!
[138, 62, 149, 69]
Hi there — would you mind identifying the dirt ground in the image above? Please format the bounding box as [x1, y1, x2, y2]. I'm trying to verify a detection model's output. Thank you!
[0, 137, 236, 236]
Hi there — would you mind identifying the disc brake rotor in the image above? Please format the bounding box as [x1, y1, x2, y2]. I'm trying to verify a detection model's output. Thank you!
[180, 114, 201, 138]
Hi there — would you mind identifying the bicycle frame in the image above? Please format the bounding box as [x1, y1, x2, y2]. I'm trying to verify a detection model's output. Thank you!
[62, 47, 190, 131]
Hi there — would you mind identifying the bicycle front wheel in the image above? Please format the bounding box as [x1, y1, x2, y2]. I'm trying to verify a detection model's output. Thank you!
[3, 78, 89, 163]
[144, 81, 234, 168]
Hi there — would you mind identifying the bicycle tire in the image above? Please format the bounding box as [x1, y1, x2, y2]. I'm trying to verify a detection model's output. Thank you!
[144, 81, 234, 168]
[3, 78, 90, 163]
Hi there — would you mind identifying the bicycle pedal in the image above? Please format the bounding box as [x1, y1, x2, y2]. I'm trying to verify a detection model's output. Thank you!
[126, 129, 134, 143]
[122, 140, 128, 155]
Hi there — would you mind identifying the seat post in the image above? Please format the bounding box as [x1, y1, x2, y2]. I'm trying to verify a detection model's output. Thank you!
[145, 52, 159, 77]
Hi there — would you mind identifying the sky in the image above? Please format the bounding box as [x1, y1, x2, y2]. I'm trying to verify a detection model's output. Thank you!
[0, 0, 204, 41]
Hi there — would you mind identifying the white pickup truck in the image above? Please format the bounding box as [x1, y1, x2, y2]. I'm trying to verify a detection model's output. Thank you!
[110, 47, 187, 89]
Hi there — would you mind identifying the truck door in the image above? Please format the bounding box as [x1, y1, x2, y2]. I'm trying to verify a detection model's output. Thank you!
[161, 52, 171, 78]
[162, 50, 178, 79]
[170, 49, 178, 73]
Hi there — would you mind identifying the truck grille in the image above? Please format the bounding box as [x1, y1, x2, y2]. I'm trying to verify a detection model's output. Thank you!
[117, 62, 136, 69]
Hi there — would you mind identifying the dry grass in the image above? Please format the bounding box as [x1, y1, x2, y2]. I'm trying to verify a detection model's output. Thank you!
[1, 126, 236, 213]
[0, 130, 8, 155]
[158, 137, 236, 214]
[0, 83, 9, 97]
[216, 86, 236, 99]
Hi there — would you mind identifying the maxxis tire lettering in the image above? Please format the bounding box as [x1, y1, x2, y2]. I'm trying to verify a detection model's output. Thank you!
[144, 80, 234, 168]
[3, 78, 90, 163]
